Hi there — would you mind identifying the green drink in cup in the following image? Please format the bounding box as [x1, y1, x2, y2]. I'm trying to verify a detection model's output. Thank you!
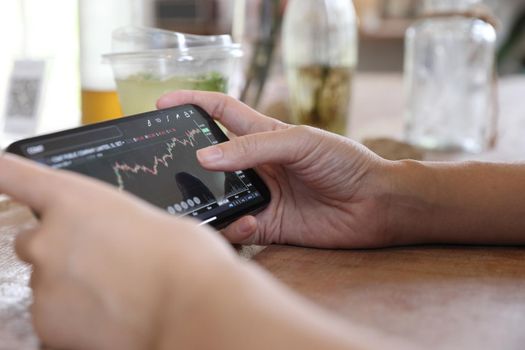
[105, 27, 242, 116]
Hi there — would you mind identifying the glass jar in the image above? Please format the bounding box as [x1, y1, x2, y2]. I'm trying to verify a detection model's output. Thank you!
[404, 0, 498, 153]
[282, 0, 358, 136]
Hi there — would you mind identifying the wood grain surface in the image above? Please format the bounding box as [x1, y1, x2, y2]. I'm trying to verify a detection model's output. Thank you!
[255, 245, 525, 349]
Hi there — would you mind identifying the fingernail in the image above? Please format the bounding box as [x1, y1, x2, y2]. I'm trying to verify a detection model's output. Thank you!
[197, 146, 223, 163]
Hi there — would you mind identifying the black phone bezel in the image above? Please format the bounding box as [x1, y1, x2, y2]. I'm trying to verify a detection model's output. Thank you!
[6, 104, 271, 229]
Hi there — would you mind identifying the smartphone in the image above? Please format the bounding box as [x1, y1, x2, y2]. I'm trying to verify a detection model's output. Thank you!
[7, 104, 271, 228]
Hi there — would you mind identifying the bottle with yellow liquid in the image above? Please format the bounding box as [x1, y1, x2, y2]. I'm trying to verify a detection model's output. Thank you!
[282, 0, 358, 136]
[80, 90, 122, 125]
[79, 0, 147, 124]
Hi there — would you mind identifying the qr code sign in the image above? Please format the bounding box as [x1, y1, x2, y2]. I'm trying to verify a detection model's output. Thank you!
[3, 59, 46, 135]
[6, 77, 42, 119]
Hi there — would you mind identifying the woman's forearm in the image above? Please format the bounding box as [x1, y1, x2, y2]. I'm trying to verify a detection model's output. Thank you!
[387, 160, 525, 245]
[158, 260, 405, 350]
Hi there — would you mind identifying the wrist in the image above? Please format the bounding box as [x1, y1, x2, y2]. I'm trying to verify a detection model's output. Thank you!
[382, 159, 438, 245]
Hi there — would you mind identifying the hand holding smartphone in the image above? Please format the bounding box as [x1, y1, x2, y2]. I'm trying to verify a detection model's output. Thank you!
[7, 105, 271, 228]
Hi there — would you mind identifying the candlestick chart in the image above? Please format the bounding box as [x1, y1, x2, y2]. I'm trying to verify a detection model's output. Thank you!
[101, 125, 248, 212]
[112, 128, 202, 190]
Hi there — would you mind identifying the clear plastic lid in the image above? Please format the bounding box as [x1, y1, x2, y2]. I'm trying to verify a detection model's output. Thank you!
[423, 0, 482, 13]
[104, 26, 242, 61]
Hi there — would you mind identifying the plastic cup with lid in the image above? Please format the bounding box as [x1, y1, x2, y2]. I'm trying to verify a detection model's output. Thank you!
[104, 26, 243, 115]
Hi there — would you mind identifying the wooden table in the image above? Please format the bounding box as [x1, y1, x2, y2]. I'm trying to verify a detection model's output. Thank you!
[2, 74, 525, 349]
[255, 246, 525, 349]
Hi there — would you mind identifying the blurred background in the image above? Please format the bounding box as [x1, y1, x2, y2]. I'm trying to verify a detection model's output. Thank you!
[0, 0, 523, 147]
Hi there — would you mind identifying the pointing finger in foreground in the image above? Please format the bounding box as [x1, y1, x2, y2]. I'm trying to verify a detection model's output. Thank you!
[0, 153, 58, 214]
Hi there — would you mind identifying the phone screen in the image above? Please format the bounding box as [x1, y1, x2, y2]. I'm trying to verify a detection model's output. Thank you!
[7, 105, 270, 228]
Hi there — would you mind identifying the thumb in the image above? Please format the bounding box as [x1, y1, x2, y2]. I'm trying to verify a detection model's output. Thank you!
[220, 215, 262, 245]
[196, 125, 319, 171]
